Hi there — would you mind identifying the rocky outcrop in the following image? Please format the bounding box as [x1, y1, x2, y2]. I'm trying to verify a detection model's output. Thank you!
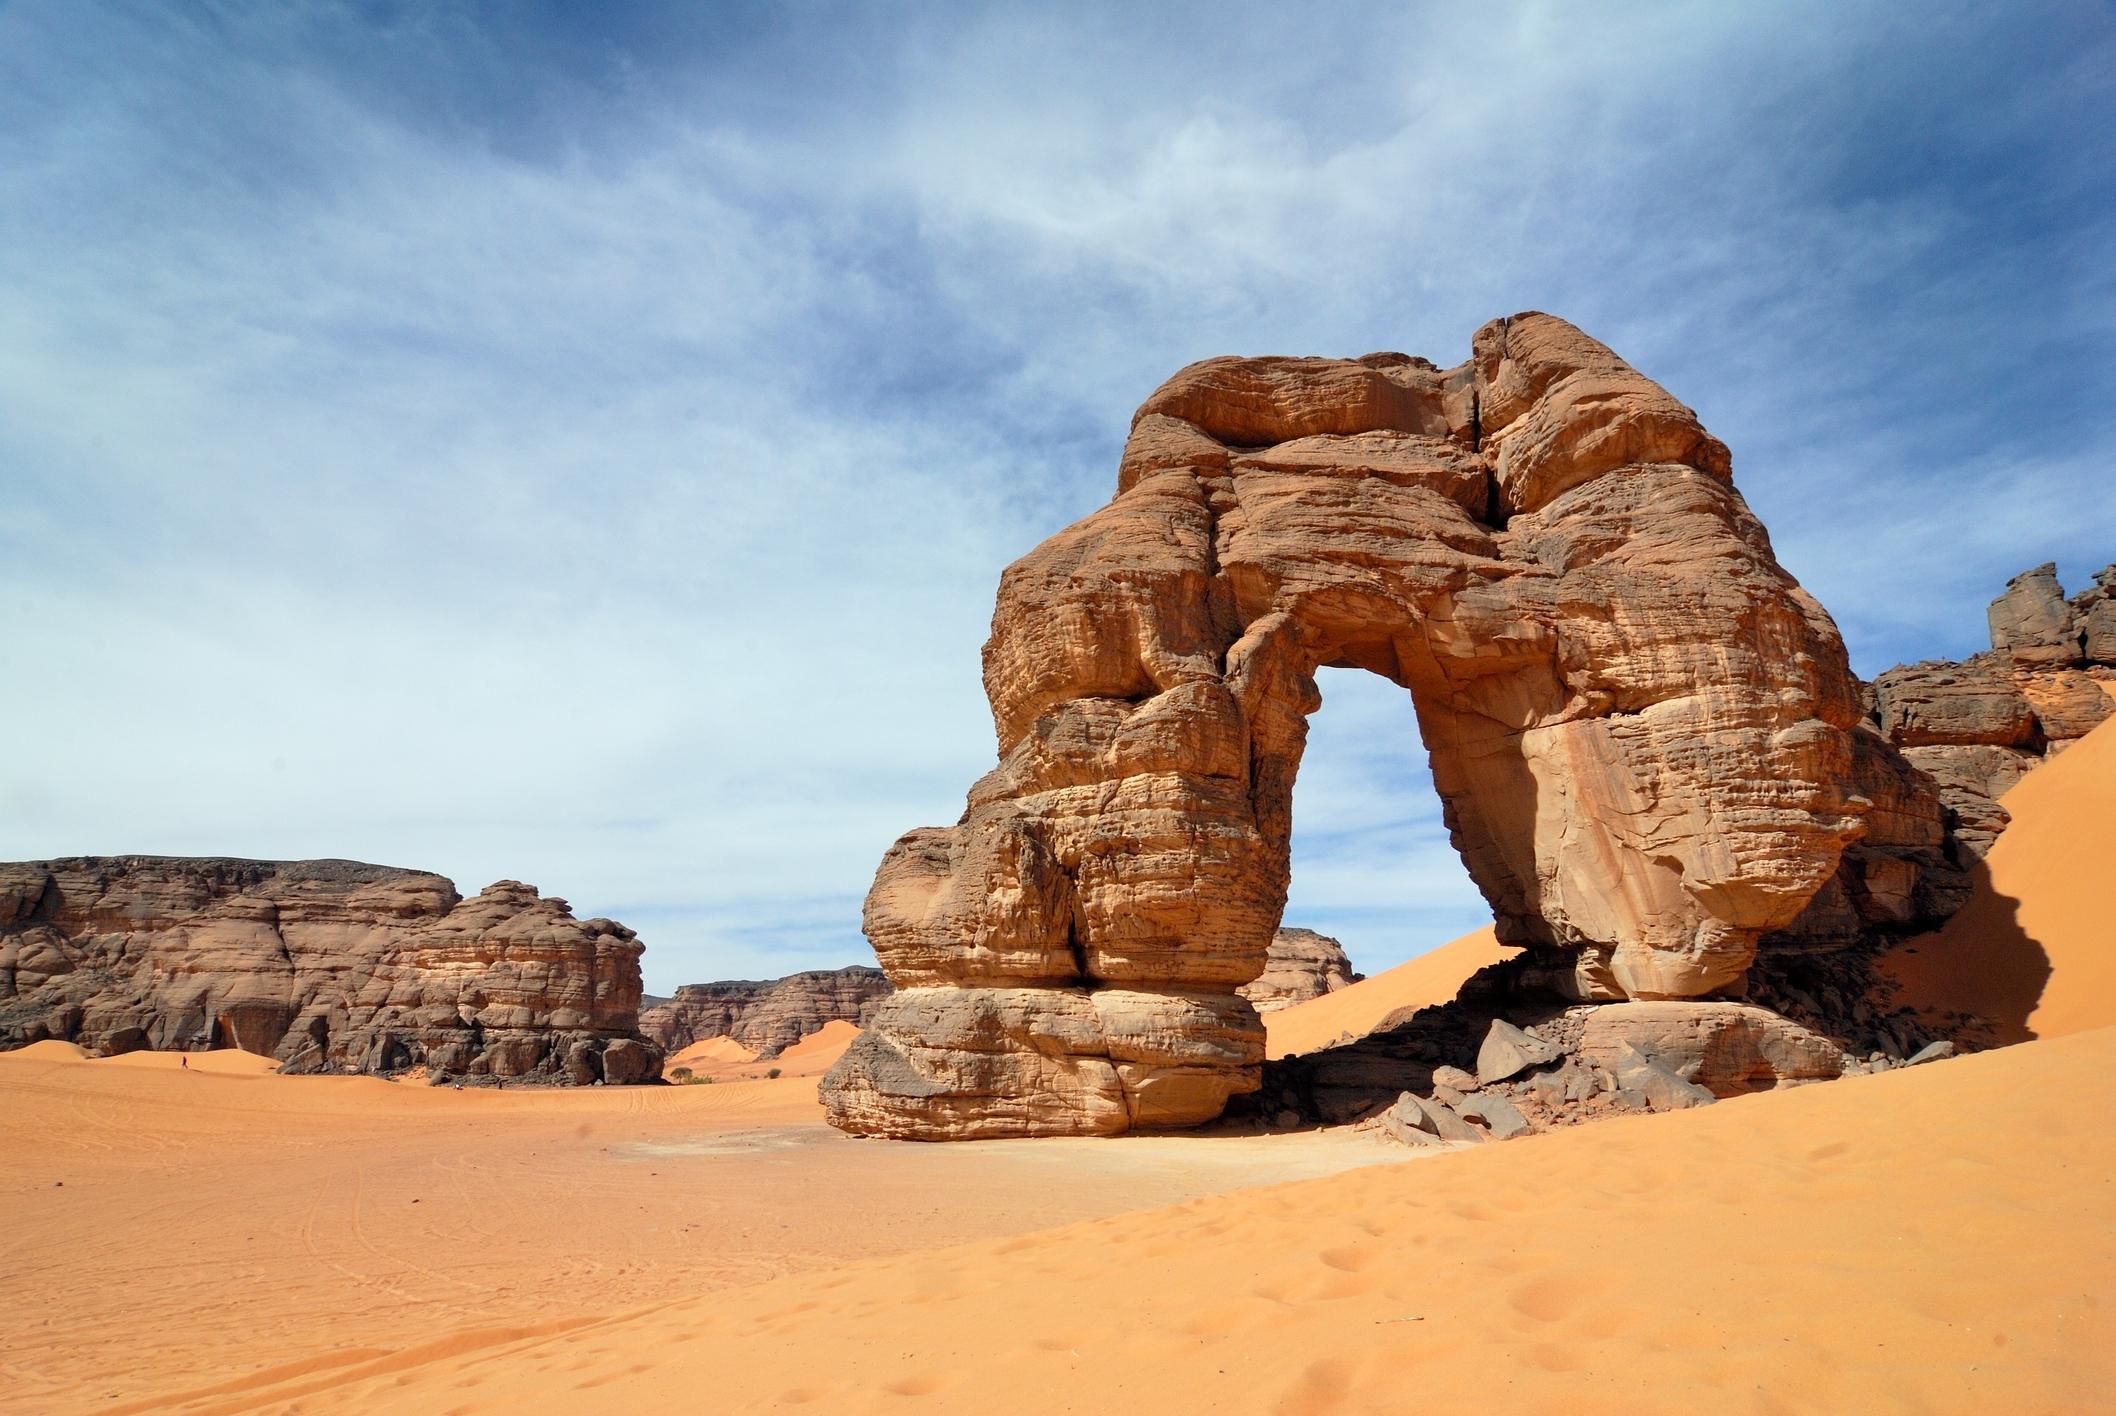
[1747, 562, 2111, 1055]
[640, 965, 891, 1058]
[0, 857, 659, 1083]
[825, 312, 1900, 1140]
[1575, 1002, 1846, 1095]
[1236, 928, 1359, 1013]
[1346, 998, 1858, 1151]
[1864, 563, 2115, 860]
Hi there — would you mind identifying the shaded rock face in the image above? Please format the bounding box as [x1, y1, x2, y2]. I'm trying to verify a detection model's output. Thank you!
[639, 966, 891, 1058]
[1266, 983, 1852, 1142]
[1751, 562, 2112, 1053]
[1236, 928, 1358, 1013]
[825, 312, 1898, 1140]
[0, 858, 660, 1083]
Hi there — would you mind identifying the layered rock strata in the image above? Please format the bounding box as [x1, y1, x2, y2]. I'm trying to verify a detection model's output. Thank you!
[0, 857, 660, 1083]
[1869, 563, 2115, 858]
[640, 965, 891, 1058]
[1236, 928, 1360, 1013]
[1747, 562, 2111, 1051]
[825, 313, 1900, 1140]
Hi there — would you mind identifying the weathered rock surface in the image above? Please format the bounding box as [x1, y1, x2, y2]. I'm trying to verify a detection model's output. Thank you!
[1576, 1002, 1846, 1096]
[1860, 563, 2114, 863]
[1236, 928, 1359, 1013]
[1379, 1090, 1488, 1147]
[826, 312, 1901, 1140]
[640, 965, 890, 1058]
[1453, 1089, 1534, 1139]
[1986, 563, 2077, 665]
[1476, 1018, 1563, 1085]
[1610, 1044, 1717, 1111]
[0, 857, 660, 1083]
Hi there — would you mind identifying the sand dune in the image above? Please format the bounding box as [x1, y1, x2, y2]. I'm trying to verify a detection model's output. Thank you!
[666, 1019, 859, 1081]
[1886, 714, 2116, 1042]
[141, 1025, 2116, 1415]
[0, 1043, 1411, 1413]
[664, 1034, 759, 1071]
[769, 1017, 858, 1073]
[91, 1046, 283, 1074]
[1265, 924, 1505, 1058]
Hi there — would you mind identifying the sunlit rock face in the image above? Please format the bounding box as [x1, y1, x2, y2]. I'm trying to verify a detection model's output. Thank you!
[824, 313, 1890, 1140]
[1239, 928, 1358, 1013]
[0, 857, 660, 1083]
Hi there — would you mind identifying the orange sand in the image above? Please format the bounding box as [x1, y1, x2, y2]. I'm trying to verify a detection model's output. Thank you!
[0, 1045, 1410, 1413]
[119, 1025, 2116, 1414]
[767, 1017, 859, 1074]
[91, 1045, 283, 1074]
[666, 1019, 859, 1081]
[1265, 924, 1505, 1058]
[9, 725, 2110, 1413]
[663, 1034, 759, 1071]
[1885, 714, 2116, 1042]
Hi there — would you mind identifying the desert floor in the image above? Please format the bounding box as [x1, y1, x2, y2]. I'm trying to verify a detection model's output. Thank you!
[9, 1027, 2109, 1415]
[0, 1043, 1415, 1414]
[8, 717, 2111, 1414]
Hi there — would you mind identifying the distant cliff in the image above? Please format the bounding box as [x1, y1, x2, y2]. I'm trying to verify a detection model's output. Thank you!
[0, 857, 660, 1083]
[641, 965, 891, 1058]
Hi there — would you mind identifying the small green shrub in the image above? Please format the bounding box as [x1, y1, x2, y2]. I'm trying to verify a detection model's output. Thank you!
[766, 1067, 782, 1079]
[669, 1066, 693, 1082]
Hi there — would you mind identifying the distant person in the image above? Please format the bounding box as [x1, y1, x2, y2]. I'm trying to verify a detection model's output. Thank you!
[180, 1055, 188, 1070]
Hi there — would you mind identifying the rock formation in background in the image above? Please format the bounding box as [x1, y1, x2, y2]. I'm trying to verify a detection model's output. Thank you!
[1868, 563, 2115, 857]
[640, 965, 891, 1058]
[1757, 562, 2114, 953]
[1741, 560, 2114, 1052]
[0, 858, 661, 1083]
[1237, 928, 1360, 1013]
[824, 311, 1909, 1141]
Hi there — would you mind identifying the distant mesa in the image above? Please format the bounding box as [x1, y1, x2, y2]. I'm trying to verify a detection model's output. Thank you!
[0, 857, 661, 1084]
[640, 965, 891, 1059]
[820, 307, 2113, 1141]
[1238, 928, 1360, 1013]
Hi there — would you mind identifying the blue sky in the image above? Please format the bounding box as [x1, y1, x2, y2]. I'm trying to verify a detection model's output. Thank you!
[3, 2, 2111, 992]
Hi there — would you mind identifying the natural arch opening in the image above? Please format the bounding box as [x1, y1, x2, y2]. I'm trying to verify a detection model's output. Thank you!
[1280, 668, 1490, 979]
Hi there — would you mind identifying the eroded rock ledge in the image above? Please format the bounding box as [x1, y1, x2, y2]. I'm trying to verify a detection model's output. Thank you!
[0, 857, 660, 1083]
[1239, 928, 1360, 1013]
[824, 312, 1920, 1140]
[1867, 562, 2115, 858]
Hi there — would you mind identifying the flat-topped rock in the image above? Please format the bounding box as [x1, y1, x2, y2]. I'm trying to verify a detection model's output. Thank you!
[0, 857, 660, 1082]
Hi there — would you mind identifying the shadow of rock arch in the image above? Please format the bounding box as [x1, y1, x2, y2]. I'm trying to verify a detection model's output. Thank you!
[1880, 861, 2048, 1047]
[823, 313, 1902, 1140]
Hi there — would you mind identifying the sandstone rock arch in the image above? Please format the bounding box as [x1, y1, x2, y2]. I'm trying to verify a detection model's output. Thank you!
[822, 313, 1871, 1139]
